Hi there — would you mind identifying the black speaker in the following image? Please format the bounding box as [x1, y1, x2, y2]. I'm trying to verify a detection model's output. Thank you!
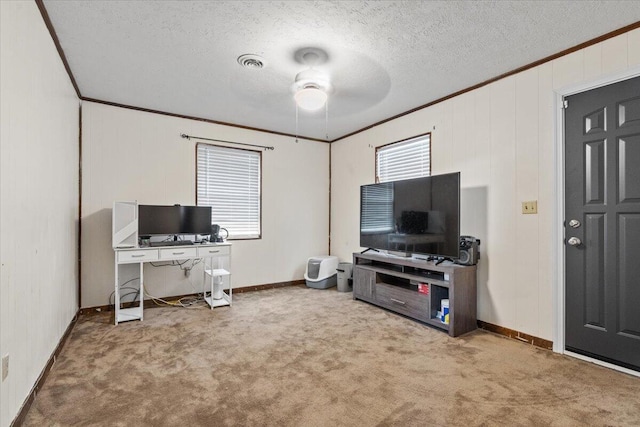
[210, 224, 229, 243]
[457, 236, 480, 265]
[211, 224, 220, 241]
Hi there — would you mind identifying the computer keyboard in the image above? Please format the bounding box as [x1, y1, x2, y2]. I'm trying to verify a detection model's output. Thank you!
[149, 240, 194, 247]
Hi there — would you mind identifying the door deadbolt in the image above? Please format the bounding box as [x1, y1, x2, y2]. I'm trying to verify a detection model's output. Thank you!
[567, 237, 582, 246]
[568, 219, 581, 228]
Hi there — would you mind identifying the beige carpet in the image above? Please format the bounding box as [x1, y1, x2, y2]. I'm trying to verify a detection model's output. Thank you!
[24, 286, 640, 426]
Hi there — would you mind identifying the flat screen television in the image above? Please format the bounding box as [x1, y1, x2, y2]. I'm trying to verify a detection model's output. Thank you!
[138, 205, 212, 236]
[179, 206, 212, 235]
[360, 172, 460, 258]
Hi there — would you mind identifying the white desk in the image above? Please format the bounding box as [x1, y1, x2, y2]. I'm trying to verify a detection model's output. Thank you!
[113, 242, 232, 325]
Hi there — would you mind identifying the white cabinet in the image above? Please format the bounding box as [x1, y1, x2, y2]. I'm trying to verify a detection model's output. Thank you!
[203, 244, 232, 309]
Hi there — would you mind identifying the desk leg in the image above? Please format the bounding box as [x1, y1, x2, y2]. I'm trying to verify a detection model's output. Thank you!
[209, 266, 216, 310]
[203, 258, 208, 309]
[139, 261, 144, 321]
[114, 254, 119, 325]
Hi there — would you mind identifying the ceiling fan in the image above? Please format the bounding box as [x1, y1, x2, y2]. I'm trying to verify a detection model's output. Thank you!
[233, 45, 390, 140]
[291, 47, 332, 112]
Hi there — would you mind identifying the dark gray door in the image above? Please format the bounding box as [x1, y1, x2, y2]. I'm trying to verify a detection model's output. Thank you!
[564, 76, 640, 371]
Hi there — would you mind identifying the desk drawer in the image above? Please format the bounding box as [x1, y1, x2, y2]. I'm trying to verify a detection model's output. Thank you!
[197, 245, 230, 257]
[159, 247, 198, 260]
[118, 249, 159, 263]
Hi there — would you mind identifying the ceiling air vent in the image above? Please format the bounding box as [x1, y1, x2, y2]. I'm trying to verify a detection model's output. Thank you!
[237, 54, 266, 69]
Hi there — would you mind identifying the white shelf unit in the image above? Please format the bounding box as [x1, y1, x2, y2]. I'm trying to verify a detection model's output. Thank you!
[116, 305, 144, 323]
[202, 245, 232, 309]
[112, 201, 138, 248]
[114, 251, 146, 324]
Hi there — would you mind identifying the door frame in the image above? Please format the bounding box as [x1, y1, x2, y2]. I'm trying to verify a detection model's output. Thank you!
[553, 66, 640, 377]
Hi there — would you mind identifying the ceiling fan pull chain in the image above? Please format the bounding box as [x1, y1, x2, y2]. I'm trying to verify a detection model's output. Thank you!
[325, 99, 329, 141]
[295, 103, 299, 143]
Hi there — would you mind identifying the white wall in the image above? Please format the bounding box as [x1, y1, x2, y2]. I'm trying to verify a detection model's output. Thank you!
[331, 28, 640, 341]
[81, 102, 329, 308]
[0, 2, 80, 426]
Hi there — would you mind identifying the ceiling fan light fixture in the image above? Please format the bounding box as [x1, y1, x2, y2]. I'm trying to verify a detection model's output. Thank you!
[295, 86, 328, 111]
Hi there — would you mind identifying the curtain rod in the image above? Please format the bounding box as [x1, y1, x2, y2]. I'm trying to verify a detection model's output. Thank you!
[180, 133, 274, 151]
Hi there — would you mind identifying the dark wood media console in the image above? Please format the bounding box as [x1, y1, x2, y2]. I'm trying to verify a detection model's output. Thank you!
[352, 252, 477, 337]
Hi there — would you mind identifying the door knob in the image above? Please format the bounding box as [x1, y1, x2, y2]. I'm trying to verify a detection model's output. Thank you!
[568, 219, 581, 228]
[567, 237, 582, 246]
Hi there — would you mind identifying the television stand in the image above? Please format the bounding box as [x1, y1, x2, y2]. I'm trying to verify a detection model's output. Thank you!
[352, 252, 477, 337]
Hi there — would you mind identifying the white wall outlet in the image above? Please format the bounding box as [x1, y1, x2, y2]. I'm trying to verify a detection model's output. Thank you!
[2, 354, 8, 381]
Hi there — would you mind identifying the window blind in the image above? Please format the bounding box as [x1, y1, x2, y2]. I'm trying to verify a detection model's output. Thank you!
[376, 134, 430, 183]
[197, 144, 261, 239]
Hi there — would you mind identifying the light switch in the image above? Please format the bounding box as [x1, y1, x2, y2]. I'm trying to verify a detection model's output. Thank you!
[522, 201, 538, 214]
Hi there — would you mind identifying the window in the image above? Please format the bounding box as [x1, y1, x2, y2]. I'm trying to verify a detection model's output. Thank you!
[196, 143, 261, 239]
[376, 133, 431, 183]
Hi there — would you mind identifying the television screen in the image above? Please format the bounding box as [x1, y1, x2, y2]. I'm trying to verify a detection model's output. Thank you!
[180, 206, 212, 235]
[138, 205, 212, 236]
[138, 205, 181, 236]
[360, 172, 460, 258]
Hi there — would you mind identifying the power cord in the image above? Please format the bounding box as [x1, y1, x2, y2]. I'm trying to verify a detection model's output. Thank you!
[143, 289, 207, 308]
[109, 287, 141, 305]
[149, 259, 191, 267]
[180, 258, 202, 277]
[108, 278, 141, 305]
[112, 260, 207, 308]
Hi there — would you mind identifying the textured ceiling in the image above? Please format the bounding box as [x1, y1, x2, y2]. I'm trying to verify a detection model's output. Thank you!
[43, 1, 640, 141]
